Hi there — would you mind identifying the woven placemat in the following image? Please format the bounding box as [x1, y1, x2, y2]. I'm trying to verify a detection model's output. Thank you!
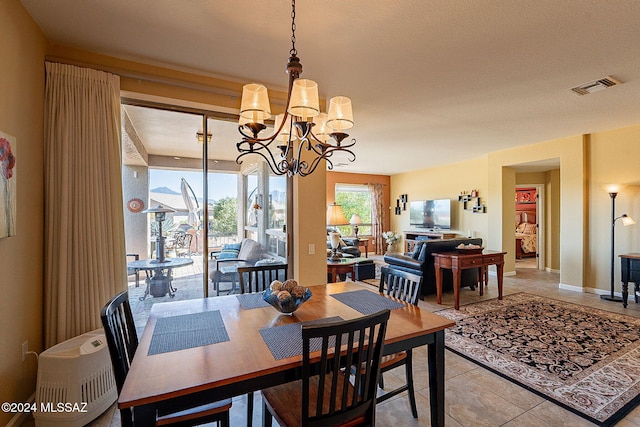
[330, 289, 405, 315]
[259, 316, 343, 360]
[236, 292, 270, 309]
[148, 310, 230, 355]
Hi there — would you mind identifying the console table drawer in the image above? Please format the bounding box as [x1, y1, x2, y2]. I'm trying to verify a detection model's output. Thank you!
[458, 257, 483, 268]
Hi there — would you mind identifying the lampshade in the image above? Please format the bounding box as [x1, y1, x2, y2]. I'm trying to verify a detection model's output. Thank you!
[326, 96, 354, 131]
[622, 214, 636, 226]
[274, 113, 295, 144]
[287, 79, 320, 121]
[240, 83, 271, 122]
[326, 203, 349, 226]
[350, 214, 363, 225]
[312, 112, 330, 142]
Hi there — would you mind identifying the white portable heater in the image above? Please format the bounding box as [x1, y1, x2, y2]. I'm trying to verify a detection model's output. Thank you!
[34, 329, 117, 427]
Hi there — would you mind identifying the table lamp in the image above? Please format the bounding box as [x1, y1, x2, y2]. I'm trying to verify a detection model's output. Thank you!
[350, 214, 363, 237]
[142, 204, 176, 263]
[326, 203, 349, 260]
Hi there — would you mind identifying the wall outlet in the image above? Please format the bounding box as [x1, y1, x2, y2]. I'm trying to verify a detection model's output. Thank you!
[308, 244, 315, 255]
[22, 341, 28, 362]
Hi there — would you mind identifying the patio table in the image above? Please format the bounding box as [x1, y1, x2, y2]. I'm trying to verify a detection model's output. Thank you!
[127, 257, 194, 300]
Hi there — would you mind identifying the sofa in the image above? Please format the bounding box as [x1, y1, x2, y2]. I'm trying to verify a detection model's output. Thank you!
[208, 238, 268, 295]
[383, 237, 483, 296]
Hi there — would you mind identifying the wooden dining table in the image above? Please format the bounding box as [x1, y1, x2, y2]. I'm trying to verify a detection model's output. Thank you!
[118, 281, 455, 427]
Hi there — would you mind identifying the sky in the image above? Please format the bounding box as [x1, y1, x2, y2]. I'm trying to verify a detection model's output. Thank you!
[149, 169, 287, 202]
[150, 169, 238, 201]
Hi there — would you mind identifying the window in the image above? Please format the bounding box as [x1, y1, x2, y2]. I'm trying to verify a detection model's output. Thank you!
[334, 184, 372, 236]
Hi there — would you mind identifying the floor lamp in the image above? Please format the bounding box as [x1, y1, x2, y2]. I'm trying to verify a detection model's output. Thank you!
[601, 191, 635, 302]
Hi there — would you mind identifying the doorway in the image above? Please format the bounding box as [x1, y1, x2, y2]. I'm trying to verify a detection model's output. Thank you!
[515, 185, 544, 270]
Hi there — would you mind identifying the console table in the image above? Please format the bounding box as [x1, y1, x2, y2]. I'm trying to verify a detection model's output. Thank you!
[433, 250, 506, 310]
[404, 231, 458, 252]
[620, 253, 640, 308]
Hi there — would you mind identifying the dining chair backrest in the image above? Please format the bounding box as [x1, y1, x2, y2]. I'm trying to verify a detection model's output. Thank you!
[237, 263, 288, 294]
[379, 267, 423, 306]
[174, 232, 193, 257]
[101, 291, 138, 393]
[301, 309, 390, 427]
[101, 291, 138, 427]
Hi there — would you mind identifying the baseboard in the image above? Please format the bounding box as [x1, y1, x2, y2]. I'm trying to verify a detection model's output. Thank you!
[546, 267, 560, 273]
[559, 283, 632, 301]
[6, 392, 35, 427]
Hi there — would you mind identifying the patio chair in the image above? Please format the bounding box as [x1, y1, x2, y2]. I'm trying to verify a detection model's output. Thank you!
[209, 239, 265, 295]
[101, 291, 232, 427]
[262, 309, 390, 427]
[126, 253, 140, 287]
[166, 232, 193, 258]
[376, 266, 423, 418]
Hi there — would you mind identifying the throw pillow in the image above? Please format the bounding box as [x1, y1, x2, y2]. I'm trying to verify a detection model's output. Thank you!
[523, 223, 537, 234]
[218, 242, 242, 259]
[516, 223, 527, 233]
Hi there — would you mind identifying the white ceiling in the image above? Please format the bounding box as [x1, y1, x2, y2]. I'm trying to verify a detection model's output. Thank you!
[21, 0, 640, 175]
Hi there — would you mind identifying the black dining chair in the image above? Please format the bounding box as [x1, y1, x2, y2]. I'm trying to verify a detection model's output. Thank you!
[261, 309, 391, 427]
[237, 263, 288, 294]
[236, 263, 287, 426]
[376, 266, 423, 418]
[101, 291, 232, 427]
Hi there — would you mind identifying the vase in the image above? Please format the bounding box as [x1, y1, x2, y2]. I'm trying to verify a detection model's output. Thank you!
[386, 243, 394, 253]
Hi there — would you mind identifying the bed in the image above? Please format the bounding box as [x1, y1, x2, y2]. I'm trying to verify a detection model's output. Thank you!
[515, 211, 537, 259]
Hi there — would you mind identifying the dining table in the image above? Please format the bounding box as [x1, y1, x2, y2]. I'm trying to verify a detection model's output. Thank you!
[118, 281, 455, 427]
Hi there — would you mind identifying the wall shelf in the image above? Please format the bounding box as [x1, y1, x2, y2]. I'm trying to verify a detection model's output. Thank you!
[458, 192, 486, 213]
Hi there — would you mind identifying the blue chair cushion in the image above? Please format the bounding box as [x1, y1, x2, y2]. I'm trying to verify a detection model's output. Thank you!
[218, 242, 242, 259]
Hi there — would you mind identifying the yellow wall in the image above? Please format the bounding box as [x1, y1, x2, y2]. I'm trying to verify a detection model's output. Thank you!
[0, 1, 47, 423]
[390, 157, 490, 251]
[587, 125, 640, 291]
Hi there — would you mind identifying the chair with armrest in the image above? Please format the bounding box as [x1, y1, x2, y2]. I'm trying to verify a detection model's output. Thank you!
[262, 309, 391, 427]
[376, 267, 422, 418]
[209, 239, 265, 295]
[100, 291, 232, 427]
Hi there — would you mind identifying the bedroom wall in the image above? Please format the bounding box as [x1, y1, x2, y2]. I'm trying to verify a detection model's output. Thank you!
[0, 1, 47, 424]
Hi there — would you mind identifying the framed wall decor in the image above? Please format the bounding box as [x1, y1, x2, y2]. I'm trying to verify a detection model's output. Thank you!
[0, 132, 17, 238]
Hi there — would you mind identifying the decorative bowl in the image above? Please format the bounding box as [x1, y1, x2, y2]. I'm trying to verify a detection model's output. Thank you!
[263, 280, 312, 314]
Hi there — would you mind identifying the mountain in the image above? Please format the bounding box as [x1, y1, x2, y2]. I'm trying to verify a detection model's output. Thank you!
[151, 186, 180, 195]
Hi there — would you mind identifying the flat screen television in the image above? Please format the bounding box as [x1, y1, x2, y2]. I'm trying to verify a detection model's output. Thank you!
[409, 199, 451, 229]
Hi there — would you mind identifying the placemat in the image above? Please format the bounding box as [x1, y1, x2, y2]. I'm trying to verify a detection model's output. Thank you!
[330, 289, 405, 315]
[260, 316, 343, 360]
[148, 310, 230, 355]
[236, 292, 270, 309]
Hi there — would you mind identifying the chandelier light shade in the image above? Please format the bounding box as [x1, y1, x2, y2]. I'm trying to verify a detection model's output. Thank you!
[326, 203, 349, 227]
[326, 96, 354, 131]
[235, 0, 356, 177]
[240, 83, 272, 122]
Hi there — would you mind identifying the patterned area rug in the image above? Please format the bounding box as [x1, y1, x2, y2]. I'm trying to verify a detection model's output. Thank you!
[438, 293, 640, 426]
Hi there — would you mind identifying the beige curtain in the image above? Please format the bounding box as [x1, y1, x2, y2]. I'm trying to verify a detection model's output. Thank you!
[369, 183, 385, 255]
[44, 62, 126, 347]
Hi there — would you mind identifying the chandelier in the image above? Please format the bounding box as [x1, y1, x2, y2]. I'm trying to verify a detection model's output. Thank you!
[235, 0, 356, 177]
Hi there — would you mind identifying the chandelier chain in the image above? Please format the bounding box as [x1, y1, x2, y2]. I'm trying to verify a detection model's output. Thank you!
[290, 0, 297, 56]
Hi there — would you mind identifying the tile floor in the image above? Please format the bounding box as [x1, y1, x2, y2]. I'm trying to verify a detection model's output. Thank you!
[22, 261, 640, 427]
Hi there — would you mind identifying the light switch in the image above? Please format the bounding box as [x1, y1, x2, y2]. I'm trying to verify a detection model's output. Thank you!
[308, 244, 315, 255]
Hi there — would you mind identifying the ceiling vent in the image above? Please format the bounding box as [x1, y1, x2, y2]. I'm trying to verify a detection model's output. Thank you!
[571, 76, 622, 96]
